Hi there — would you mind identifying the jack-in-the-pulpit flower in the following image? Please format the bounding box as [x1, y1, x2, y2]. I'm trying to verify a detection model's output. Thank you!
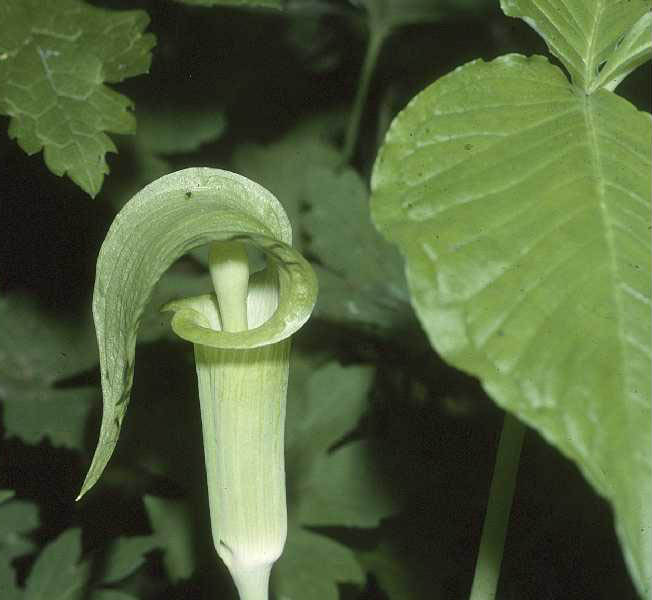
[77, 168, 318, 600]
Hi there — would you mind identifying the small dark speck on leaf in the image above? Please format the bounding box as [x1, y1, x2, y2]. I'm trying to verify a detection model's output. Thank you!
[185, 191, 192, 198]
[464, 143, 473, 151]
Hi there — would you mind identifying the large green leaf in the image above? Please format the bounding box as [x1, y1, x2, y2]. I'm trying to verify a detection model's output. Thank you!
[0, 0, 155, 197]
[371, 53, 651, 596]
[0, 294, 98, 449]
[500, 0, 651, 92]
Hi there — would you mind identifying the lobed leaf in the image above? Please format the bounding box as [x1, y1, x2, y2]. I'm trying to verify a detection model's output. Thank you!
[144, 495, 196, 582]
[135, 107, 227, 156]
[303, 164, 410, 332]
[0, 294, 98, 449]
[100, 535, 159, 584]
[0, 0, 155, 197]
[25, 529, 88, 600]
[371, 54, 651, 595]
[273, 525, 365, 600]
[294, 439, 398, 528]
[0, 498, 38, 562]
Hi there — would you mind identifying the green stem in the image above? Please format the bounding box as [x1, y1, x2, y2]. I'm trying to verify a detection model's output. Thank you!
[341, 24, 388, 164]
[469, 414, 525, 600]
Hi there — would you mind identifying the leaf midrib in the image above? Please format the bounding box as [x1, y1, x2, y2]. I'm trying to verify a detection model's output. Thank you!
[583, 0, 605, 89]
[582, 93, 628, 459]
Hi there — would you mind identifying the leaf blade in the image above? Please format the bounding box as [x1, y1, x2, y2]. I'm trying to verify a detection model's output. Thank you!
[591, 11, 652, 93]
[370, 54, 651, 595]
[0, 0, 155, 196]
[25, 529, 88, 600]
[273, 525, 364, 600]
[500, 0, 650, 91]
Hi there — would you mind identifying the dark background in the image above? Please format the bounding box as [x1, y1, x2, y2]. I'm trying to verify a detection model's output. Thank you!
[1, 1, 649, 599]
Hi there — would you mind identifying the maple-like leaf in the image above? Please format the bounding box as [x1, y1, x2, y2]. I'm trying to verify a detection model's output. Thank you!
[0, 0, 155, 197]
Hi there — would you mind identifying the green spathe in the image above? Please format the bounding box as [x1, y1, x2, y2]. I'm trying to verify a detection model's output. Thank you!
[79, 168, 317, 600]
[165, 264, 292, 598]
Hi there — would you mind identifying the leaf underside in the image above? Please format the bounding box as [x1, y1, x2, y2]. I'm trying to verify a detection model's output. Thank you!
[0, 0, 155, 197]
[371, 54, 651, 595]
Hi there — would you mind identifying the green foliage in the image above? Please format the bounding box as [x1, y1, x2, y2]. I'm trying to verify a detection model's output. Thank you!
[285, 361, 396, 528]
[500, 0, 651, 92]
[1, 0, 649, 598]
[274, 525, 365, 600]
[232, 119, 411, 332]
[144, 358, 397, 598]
[230, 118, 341, 249]
[0, 496, 38, 562]
[0, 294, 98, 449]
[0, 0, 155, 197]
[592, 12, 652, 92]
[303, 164, 410, 332]
[135, 108, 227, 156]
[144, 495, 196, 582]
[101, 535, 160, 584]
[277, 359, 396, 598]
[353, 0, 495, 31]
[1, 527, 153, 599]
[173, 0, 283, 8]
[371, 1, 651, 595]
[24, 529, 89, 599]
